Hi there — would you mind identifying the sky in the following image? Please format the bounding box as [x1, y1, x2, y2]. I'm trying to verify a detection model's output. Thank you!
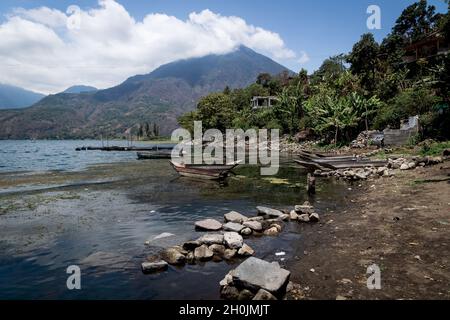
[0, 0, 447, 94]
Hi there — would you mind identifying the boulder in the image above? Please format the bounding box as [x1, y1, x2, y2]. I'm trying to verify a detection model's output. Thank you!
[256, 206, 284, 218]
[243, 221, 263, 231]
[195, 219, 223, 231]
[298, 214, 310, 223]
[232, 257, 290, 296]
[270, 224, 282, 232]
[221, 285, 240, 300]
[141, 261, 168, 273]
[408, 162, 416, 169]
[194, 245, 214, 261]
[223, 249, 237, 260]
[161, 247, 186, 265]
[220, 272, 234, 287]
[280, 214, 290, 221]
[309, 212, 320, 223]
[238, 244, 254, 257]
[241, 227, 252, 236]
[224, 211, 248, 224]
[248, 216, 264, 222]
[186, 252, 195, 264]
[400, 163, 409, 170]
[238, 289, 255, 301]
[253, 289, 277, 301]
[224, 232, 244, 249]
[198, 234, 224, 245]
[182, 240, 201, 251]
[264, 227, 279, 236]
[223, 222, 245, 233]
[290, 210, 299, 220]
[294, 203, 314, 214]
[209, 244, 226, 256]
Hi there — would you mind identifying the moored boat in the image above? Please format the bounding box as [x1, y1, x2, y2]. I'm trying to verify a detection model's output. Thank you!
[170, 160, 241, 180]
[137, 151, 172, 160]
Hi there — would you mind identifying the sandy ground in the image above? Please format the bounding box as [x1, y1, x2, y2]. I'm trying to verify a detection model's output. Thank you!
[287, 162, 450, 300]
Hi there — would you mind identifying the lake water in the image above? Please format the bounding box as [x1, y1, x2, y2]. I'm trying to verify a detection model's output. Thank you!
[0, 140, 175, 173]
[0, 140, 351, 299]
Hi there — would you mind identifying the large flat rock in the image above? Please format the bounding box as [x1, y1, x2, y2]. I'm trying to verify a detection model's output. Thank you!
[224, 211, 249, 224]
[195, 219, 223, 231]
[256, 206, 284, 218]
[223, 222, 245, 233]
[232, 257, 290, 295]
[224, 232, 243, 249]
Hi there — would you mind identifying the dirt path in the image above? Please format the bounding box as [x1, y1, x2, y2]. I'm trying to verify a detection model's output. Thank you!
[288, 163, 450, 300]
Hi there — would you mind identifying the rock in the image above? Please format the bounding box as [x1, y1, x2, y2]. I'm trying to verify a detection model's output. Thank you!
[309, 212, 320, 223]
[141, 261, 168, 273]
[253, 289, 277, 301]
[297, 214, 310, 223]
[209, 244, 226, 256]
[400, 163, 409, 170]
[182, 240, 201, 251]
[232, 257, 290, 296]
[408, 162, 416, 169]
[294, 203, 314, 214]
[248, 216, 264, 222]
[220, 272, 234, 287]
[280, 214, 290, 221]
[290, 210, 299, 220]
[223, 222, 245, 233]
[198, 234, 224, 245]
[270, 224, 282, 232]
[223, 249, 237, 260]
[224, 232, 244, 249]
[194, 245, 214, 261]
[161, 247, 186, 265]
[256, 206, 284, 218]
[238, 289, 255, 301]
[224, 211, 248, 224]
[238, 244, 254, 257]
[377, 166, 387, 175]
[221, 285, 240, 300]
[241, 227, 252, 236]
[264, 227, 279, 236]
[195, 219, 223, 231]
[186, 252, 195, 264]
[243, 221, 263, 231]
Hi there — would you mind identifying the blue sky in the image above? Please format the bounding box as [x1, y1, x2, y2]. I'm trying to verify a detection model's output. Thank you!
[0, 0, 447, 93]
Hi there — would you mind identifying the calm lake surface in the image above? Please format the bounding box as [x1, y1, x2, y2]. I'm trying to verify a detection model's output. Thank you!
[0, 140, 351, 299]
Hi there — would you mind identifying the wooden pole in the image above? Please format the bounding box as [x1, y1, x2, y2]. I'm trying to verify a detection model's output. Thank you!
[307, 173, 316, 195]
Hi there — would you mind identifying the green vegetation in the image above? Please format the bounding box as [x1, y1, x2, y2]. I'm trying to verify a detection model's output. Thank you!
[179, 0, 450, 145]
[420, 141, 450, 156]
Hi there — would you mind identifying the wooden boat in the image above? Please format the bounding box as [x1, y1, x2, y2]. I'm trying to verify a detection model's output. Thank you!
[137, 151, 172, 160]
[294, 158, 387, 170]
[170, 160, 241, 180]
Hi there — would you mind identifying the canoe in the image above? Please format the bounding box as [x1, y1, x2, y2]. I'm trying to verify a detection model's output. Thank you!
[294, 159, 387, 170]
[170, 161, 241, 180]
[137, 151, 172, 160]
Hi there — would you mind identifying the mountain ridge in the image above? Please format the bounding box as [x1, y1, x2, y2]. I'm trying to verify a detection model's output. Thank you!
[0, 47, 291, 139]
[0, 84, 45, 110]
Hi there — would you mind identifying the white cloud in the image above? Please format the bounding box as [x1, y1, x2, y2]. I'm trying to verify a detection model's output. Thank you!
[298, 51, 310, 64]
[0, 0, 303, 94]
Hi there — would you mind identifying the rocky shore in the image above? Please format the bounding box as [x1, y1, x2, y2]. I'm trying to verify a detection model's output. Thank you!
[141, 202, 322, 300]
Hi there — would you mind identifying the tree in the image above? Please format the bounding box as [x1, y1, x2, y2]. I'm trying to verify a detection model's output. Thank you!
[392, 0, 439, 42]
[350, 92, 383, 131]
[347, 33, 380, 93]
[305, 82, 360, 145]
[196, 93, 235, 131]
[256, 73, 272, 87]
[310, 54, 346, 84]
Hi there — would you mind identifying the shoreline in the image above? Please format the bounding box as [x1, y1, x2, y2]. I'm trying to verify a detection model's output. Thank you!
[285, 163, 450, 300]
